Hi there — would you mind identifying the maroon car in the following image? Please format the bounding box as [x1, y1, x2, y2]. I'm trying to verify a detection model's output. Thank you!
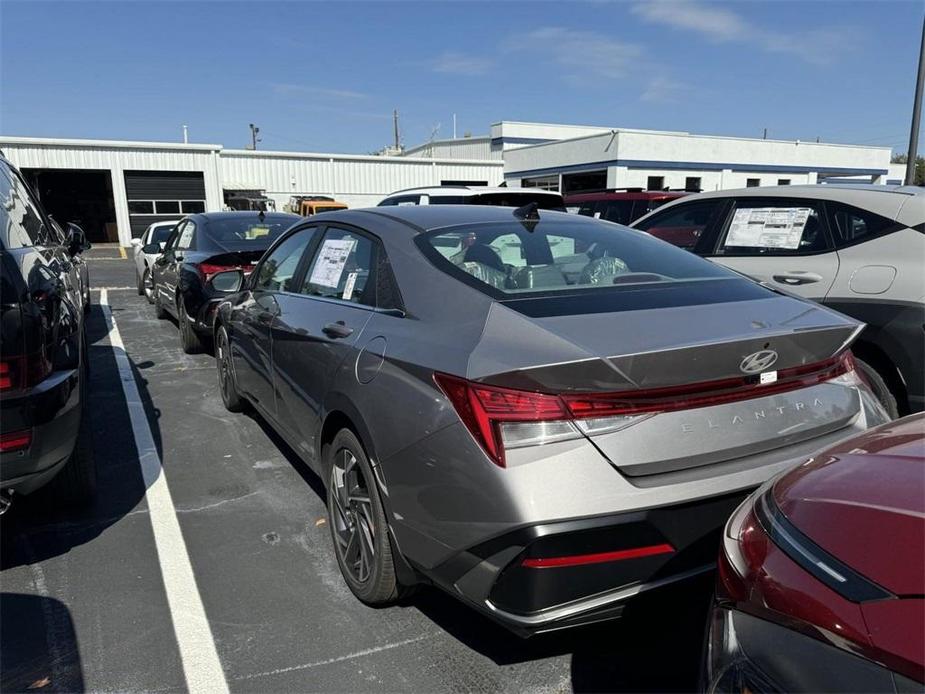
[707, 413, 925, 692]
[565, 189, 689, 226]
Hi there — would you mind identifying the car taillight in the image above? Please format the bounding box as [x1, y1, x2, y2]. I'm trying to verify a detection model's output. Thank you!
[197, 263, 255, 283]
[0, 429, 32, 453]
[434, 351, 858, 467]
[0, 353, 52, 393]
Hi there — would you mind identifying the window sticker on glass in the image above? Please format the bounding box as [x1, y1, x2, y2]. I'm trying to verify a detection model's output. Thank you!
[178, 225, 194, 248]
[244, 225, 270, 240]
[342, 271, 358, 301]
[725, 207, 811, 249]
[309, 238, 356, 288]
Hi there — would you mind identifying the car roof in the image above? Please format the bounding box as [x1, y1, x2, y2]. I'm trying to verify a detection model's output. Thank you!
[383, 186, 562, 198]
[148, 219, 181, 228]
[355, 203, 589, 232]
[188, 211, 301, 223]
[565, 190, 689, 202]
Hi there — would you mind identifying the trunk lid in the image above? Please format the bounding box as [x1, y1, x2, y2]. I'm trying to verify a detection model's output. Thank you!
[468, 293, 866, 476]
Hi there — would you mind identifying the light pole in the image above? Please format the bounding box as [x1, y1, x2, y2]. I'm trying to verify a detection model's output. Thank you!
[249, 123, 261, 151]
[905, 15, 925, 185]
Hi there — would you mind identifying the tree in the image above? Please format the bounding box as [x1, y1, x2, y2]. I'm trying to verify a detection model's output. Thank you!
[891, 153, 925, 185]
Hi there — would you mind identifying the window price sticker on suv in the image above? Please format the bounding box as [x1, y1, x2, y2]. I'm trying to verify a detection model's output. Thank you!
[726, 207, 811, 249]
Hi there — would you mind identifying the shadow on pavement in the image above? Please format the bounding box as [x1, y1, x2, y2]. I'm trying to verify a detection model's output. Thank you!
[0, 303, 163, 570]
[0, 592, 85, 693]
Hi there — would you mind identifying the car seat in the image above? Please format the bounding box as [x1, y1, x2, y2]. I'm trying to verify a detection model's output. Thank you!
[512, 264, 568, 290]
[463, 243, 505, 272]
[460, 262, 508, 290]
[579, 256, 630, 285]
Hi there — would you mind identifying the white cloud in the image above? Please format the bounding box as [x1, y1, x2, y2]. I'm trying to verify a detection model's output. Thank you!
[631, 1, 858, 65]
[506, 27, 643, 81]
[640, 76, 690, 103]
[431, 52, 493, 76]
[271, 83, 367, 100]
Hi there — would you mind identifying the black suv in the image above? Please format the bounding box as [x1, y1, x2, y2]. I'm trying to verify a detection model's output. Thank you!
[0, 155, 93, 513]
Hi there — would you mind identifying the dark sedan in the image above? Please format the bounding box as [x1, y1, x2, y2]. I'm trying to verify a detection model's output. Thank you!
[149, 211, 300, 352]
[709, 413, 924, 692]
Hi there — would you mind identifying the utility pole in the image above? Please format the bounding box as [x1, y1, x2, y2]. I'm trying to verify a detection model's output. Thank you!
[762, 128, 767, 140]
[249, 123, 261, 151]
[182, 124, 189, 144]
[392, 110, 401, 152]
[905, 14, 925, 185]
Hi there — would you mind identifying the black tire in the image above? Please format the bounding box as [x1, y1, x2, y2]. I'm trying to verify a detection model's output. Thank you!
[215, 325, 244, 412]
[177, 298, 205, 354]
[326, 429, 399, 605]
[855, 357, 899, 420]
[136, 269, 144, 295]
[143, 269, 155, 304]
[153, 286, 168, 319]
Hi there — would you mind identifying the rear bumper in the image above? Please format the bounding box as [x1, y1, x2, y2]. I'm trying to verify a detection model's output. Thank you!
[0, 367, 81, 494]
[705, 608, 922, 693]
[426, 491, 747, 636]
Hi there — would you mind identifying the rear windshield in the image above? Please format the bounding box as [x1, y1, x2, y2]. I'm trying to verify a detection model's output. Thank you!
[204, 217, 295, 251]
[417, 218, 736, 298]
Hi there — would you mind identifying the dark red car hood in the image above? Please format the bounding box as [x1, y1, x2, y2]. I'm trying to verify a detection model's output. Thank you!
[772, 413, 925, 597]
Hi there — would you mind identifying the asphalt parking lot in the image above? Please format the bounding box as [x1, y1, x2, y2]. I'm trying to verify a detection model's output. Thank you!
[1, 247, 713, 694]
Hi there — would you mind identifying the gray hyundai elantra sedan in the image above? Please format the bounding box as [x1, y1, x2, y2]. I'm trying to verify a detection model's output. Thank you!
[212, 204, 888, 635]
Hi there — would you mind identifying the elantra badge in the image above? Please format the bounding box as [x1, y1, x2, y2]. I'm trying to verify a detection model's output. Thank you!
[740, 349, 778, 374]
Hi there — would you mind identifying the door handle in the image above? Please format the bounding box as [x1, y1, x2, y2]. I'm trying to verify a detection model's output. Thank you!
[322, 321, 353, 339]
[772, 272, 823, 286]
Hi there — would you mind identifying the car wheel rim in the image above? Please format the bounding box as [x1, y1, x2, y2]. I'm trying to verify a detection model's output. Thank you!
[143, 271, 153, 299]
[330, 448, 375, 584]
[217, 333, 232, 400]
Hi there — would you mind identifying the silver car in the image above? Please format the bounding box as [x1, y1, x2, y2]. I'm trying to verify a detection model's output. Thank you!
[213, 204, 888, 635]
[131, 220, 179, 303]
[633, 185, 925, 417]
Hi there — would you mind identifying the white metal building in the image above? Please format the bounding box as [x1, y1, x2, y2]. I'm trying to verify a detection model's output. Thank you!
[498, 124, 894, 194]
[0, 136, 503, 246]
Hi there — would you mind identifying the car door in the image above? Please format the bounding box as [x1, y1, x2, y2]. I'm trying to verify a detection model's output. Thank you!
[154, 221, 182, 309]
[156, 219, 195, 313]
[271, 226, 379, 468]
[230, 225, 319, 416]
[705, 198, 838, 301]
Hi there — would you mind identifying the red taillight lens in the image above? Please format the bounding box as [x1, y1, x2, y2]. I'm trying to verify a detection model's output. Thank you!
[197, 263, 255, 284]
[0, 353, 52, 393]
[435, 352, 859, 467]
[0, 429, 32, 453]
[522, 543, 675, 569]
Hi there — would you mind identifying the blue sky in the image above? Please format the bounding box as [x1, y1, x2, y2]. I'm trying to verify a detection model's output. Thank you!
[1, 1, 921, 155]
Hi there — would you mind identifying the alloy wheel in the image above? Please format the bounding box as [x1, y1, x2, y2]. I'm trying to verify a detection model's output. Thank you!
[143, 269, 154, 301]
[329, 448, 376, 584]
[217, 332, 232, 401]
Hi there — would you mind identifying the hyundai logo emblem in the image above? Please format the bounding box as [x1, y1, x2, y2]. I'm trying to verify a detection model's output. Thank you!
[740, 349, 778, 374]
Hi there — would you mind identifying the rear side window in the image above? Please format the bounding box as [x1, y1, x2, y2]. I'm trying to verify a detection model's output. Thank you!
[302, 228, 377, 306]
[0, 165, 50, 250]
[827, 202, 899, 247]
[715, 200, 830, 256]
[418, 218, 735, 298]
[634, 200, 723, 250]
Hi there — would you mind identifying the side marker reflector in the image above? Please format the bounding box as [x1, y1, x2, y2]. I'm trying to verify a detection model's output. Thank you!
[521, 543, 675, 569]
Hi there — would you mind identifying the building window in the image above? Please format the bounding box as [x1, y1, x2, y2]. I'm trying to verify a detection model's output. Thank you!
[521, 175, 559, 191]
[746, 178, 761, 188]
[685, 177, 702, 192]
[155, 200, 181, 214]
[181, 200, 206, 214]
[562, 170, 607, 194]
[128, 199, 205, 215]
[647, 176, 665, 191]
[778, 178, 791, 186]
[128, 200, 155, 214]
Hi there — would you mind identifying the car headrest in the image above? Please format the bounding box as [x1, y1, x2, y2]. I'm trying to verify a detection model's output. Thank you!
[463, 244, 505, 272]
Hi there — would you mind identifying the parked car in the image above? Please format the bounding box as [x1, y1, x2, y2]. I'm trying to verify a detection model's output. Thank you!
[708, 412, 924, 692]
[286, 195, 349, 216]
[225, 192, 276, 212]
[0, 155, 94, 513]
[566, 188, 691, 225]
[212, 204, 888, 635]
[149, 211, 300, 353]
[632, 185, 925, 417]
[378, 185, 565, 210]
[49, 217, 91, 314]
[131, 220, 179, 303]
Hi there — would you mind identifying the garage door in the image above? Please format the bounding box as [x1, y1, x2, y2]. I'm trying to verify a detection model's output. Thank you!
[125, 171, 207, 238]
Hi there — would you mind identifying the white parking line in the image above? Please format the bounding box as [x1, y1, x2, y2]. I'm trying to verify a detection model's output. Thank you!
[99, 289, 229, 694]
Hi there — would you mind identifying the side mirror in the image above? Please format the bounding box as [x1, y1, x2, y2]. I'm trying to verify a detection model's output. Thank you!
[159, 241, 166, 250]
[131, 238, 142, 247]
[142, 242, 161, 254]
[210, 269, 244, 293]
[65, 223, 88, 256]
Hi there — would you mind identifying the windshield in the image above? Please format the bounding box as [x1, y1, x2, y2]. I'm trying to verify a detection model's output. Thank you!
[417, 218, 735, 297]
[151, 225, 175, 244]
[205, 217, 295, 251]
